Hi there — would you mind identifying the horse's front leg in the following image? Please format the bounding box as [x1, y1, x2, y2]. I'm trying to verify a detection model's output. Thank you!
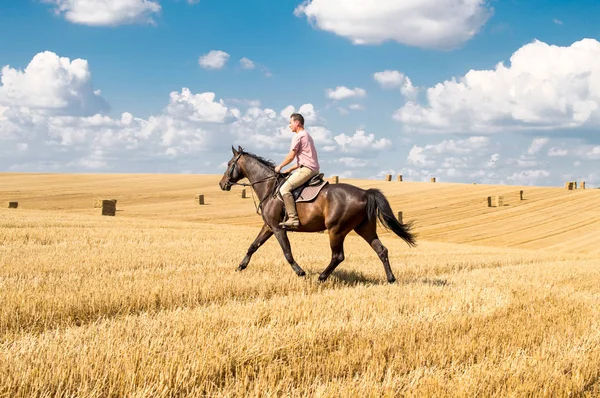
[237, 223, 274, 271]
[274, 230, 306, 277]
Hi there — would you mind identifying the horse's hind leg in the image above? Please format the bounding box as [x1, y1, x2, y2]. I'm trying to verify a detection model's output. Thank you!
[354, 219, 396, 283]
[274, 230, 306, 277]
[238, 223, 273, 271]
[318, 229, 347, 282]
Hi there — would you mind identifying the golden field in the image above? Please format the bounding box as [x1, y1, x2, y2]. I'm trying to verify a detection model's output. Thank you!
[1, 173, 599, 397]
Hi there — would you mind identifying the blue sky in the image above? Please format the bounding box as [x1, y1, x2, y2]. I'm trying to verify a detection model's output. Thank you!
[1, 0, 599, 187]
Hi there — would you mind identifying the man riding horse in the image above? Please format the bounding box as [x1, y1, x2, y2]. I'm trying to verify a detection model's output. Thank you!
[274, 113, 320, 229]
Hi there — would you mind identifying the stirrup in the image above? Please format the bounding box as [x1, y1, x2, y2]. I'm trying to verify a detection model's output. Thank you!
[279, 218, 300, 229]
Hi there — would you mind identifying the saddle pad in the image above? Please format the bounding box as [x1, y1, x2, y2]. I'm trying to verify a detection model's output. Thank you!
[295, 181, 328, 203]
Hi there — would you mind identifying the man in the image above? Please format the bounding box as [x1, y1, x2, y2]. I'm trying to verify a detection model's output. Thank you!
[274, 113, 320, 229]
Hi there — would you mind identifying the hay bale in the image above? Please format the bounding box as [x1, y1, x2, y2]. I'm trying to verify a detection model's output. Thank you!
[519, 190, 524, 200]
[566, 182, 574, 190]
[485, 196, 492, 207]
[94, 199, 116, 208]
[397, 211, 403, 224]
[241, 188, 247, 199]
[101, 200, 116, 216]
[385, 174, 392, 182]
[397, 175, 403, 182]
[195, 194, 205, 205]
[7, 202, 18, 209]
[331, 176, 339, 184]
[581, 181, 586, 189]
[494, 195, 504, 207]
[430, 177, 436, 183]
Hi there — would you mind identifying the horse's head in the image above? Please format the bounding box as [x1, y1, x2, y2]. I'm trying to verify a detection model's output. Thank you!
[219, 146, 246, 191]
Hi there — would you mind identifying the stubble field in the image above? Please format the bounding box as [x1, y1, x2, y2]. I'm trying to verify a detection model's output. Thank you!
[1, 173, 599, 397]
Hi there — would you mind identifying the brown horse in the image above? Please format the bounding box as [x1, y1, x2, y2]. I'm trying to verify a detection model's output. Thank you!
[218, 146, 416, 283]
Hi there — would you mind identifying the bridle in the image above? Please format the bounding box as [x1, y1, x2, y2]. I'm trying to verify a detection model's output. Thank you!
[224, 153, 280, 214]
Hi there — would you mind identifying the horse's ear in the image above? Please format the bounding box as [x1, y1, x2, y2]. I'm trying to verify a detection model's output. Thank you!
[232, 146, 238, 155]
[237, 145, 243, 153]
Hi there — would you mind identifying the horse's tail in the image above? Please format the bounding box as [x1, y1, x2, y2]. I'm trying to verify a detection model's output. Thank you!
[366, 188, 417, 247]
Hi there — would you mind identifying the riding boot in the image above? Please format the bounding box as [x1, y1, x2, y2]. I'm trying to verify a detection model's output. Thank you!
[280, 193, 300, 229]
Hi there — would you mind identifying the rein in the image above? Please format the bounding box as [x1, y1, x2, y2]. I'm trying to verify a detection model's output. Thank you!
[226, 154, 282, 215]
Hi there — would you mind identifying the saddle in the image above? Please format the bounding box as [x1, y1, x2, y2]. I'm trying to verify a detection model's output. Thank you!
[278, 173, 329, 203]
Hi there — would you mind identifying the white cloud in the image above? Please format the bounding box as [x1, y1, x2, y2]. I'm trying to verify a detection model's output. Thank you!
[0, 51, 108, 116]
[335, 157, 370, 168]
[585, 146, 600, 159]
[400, 77, 419, 100]
[166, 88, 229, 123]
[294, 0, 492, 50]
[373, 70, 405, 88]
[487, 153, 500, 168]
[279, 103, 318, 123]
[396, 39, 600, 134]
[527, 137, 549, 155]
[240, 57, 255, 70]
[407, 137, 493, 171]
[325, 86, 366, 100]
[349, 104, 364, 111]
[199, 50, 230, 69]
[506, 170, 551, 185]
[407, 145, 436, 167]
[333, 130, 391, 153]
[548, 147, 569, 157]
[553, 19, 563, 25]
[44, 0, 161, 26]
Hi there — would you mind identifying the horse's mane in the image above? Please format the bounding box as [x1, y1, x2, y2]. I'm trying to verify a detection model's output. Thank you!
[240, 149, 276, 170]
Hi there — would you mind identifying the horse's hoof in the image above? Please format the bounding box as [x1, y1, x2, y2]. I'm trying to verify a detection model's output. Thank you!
[387, 277, 396, 284]
[236, 265, 246, 272]
[297, 270, 306, 277]
[318, 274, 328, 282]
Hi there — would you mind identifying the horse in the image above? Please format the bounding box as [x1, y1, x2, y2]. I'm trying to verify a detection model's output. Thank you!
[218, 146, 417, 283]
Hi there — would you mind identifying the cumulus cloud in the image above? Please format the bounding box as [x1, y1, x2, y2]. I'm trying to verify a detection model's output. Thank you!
[166, 88, 229, 123]
[507, 170, 551, 185]
[199, 50, 230, 69]
[294, 0, 492, 50]
[335, 157, 370, 168]
[373, 70, 405, 88]
[395, 39, 600, 134]
[334, 130, 391, 153]
[43, 0, 161, 26]
[400, 77, 419, 100]
[0, 51, 108, 116]
[279, 103, 318, 123]
[527, 137, 549, 155]
[325, 86, 366, 100]
[240, 57, 255, 70]
[548, 147, 569, 157]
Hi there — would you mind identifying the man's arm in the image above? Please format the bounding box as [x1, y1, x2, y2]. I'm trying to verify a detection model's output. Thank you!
[274, 150, 296, 173]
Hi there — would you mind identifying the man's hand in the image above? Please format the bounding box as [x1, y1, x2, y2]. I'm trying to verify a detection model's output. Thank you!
[274, 166, 282, 173]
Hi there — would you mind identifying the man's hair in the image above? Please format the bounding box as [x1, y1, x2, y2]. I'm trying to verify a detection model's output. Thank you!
[290, 113, 304, 126]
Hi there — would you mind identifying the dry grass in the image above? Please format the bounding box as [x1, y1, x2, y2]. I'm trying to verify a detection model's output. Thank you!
[1, 173, 600, 396]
